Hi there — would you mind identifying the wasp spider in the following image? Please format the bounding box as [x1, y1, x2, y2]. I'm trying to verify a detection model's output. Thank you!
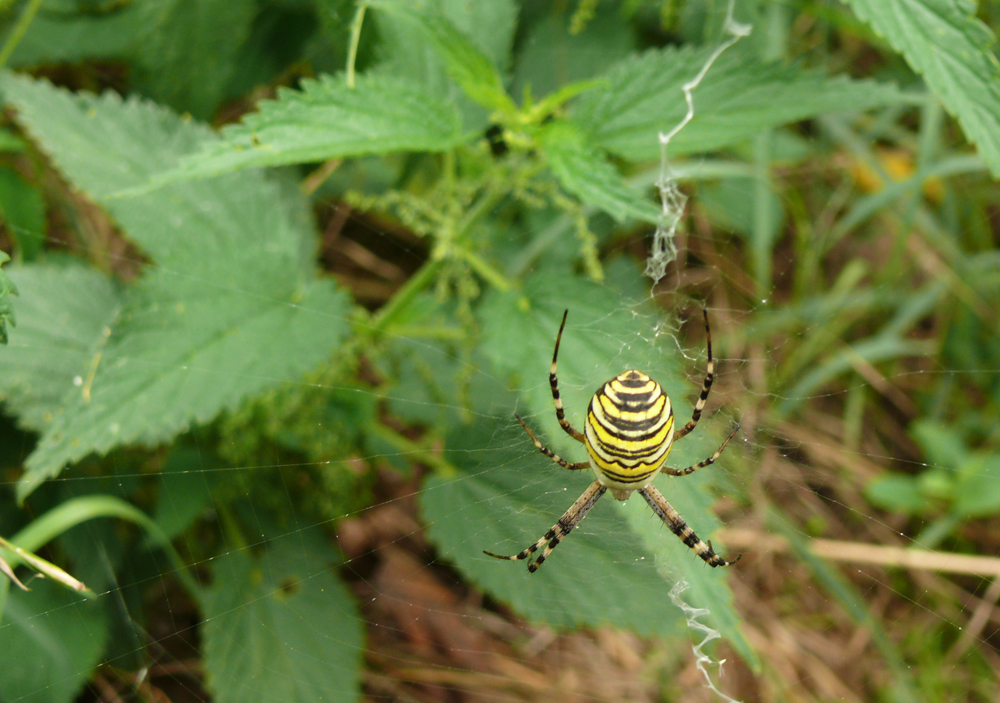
[484, 310, 740, 572]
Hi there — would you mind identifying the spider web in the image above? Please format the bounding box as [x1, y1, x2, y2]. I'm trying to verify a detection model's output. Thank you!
[1, 4, 1000, 703]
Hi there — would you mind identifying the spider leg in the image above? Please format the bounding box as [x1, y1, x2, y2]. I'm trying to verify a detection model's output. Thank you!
[551, 310, 586, 444]
[638, 484, 740, 567]
[515, 414, 589, 471]
[484, 481, 606, 572]
[674, 309, 714, 441]
[660, 424, 739, 477]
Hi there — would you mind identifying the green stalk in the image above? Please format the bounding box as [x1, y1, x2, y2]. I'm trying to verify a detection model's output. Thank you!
[459, 247, 510, 292]
[369, 423, 457, 477]
[370, 256, 444, 336]
[0, 0, 44, 67]
[345, 2, 368, 89]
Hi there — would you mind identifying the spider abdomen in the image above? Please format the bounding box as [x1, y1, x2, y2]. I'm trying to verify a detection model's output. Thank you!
[584, 370, 675, 495]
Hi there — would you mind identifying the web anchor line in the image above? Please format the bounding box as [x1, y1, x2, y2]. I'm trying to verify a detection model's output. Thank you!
[646, 0, 752, 283]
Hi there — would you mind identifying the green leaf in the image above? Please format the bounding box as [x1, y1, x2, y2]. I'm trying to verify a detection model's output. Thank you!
[0, 264, 121, 431]
[572, 46, 901, 162]
[0, 580, 108, 703]
[537, 120, 661, 224]
[130, 0, 257, 119]
[0, 165, 45, 261]
[909, 419, 970, 470]
[0, 74, 353, 499]
[201, 531, 362, 703]
[511, 3, 634, 101]
[7, 4, 139, 67]
[864, 473, 933, 515]
[0, 250, 15, 344]
[152, 447, 218, 541]
[437, 0, 517, 77]
[844, 0, 1000, 178]
[422, 418, 686, 636]
[375, 0, 518, 131]
[138, 72, 468, 185]
[368, 0, 517, 114]
[953, 454, 1000, 518]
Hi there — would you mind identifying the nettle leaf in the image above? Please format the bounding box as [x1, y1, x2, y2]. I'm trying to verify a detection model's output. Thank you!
[140, 73, 468, 185]
[572, 45, 901, 162]
[845, 0, 1000, 178]
[0, 265, 122, 431]
[7, 5, 139, 67]
[130, 0, 257, 119]
[376, 0, 518, 131]
[422, 418, 687, 636]
[0, 73, 351, 500]
[0, 579, 109, 703]
[368, 0, 516, 114]
[537, 120, 660, 224]
[201, 531, 362, 703]
[429, 272, 753, 662]
[0, 250, 15, 344]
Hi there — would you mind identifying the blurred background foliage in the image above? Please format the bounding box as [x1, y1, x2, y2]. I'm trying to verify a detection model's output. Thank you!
[0, 0, 999, 702]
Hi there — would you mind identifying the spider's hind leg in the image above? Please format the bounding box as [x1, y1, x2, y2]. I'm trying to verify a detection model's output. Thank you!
[638, 485, 740, 567]
[484, 481, 607, 572]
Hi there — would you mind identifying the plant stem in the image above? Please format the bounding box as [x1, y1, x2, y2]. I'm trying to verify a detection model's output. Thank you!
[0, 0, 44, 67]
[369, 256, 444, 336]
[346, 3, 368, 89]
[369, 423, 457, 477]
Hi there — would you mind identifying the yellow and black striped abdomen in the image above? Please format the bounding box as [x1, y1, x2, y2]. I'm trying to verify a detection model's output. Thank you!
[584, 370, 674, 495]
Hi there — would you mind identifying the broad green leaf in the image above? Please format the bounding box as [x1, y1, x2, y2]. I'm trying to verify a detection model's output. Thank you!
[422, 418, 686, 636]
[572, 46, 901, 162]
[438, 0, 517, 76]
[137, 73, 468, 185]
[909, 419, 970, 470]
[0, 74, 352, 499]
[864, 474, 933, 515]
[511, 3, 634, 101]
[844, 0, 1000, 178]
[7, 5, 139, 66]
[0, 250, 15, 344]
[375, 0, 518, 132]
[537, 120, 660, 224]
[152, 447, 219, 542]
[201, 531, 362, 703]
[368, 0, 516, 114]
[954, 454, 1000, 518]
[0, 166, 45, 261]
[130, 0, 257, 119]
[0, 264, 121, 431]
[455, 271, 752, 662]
[18, 271, 348, 499]
[0, 580, 108, 703]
